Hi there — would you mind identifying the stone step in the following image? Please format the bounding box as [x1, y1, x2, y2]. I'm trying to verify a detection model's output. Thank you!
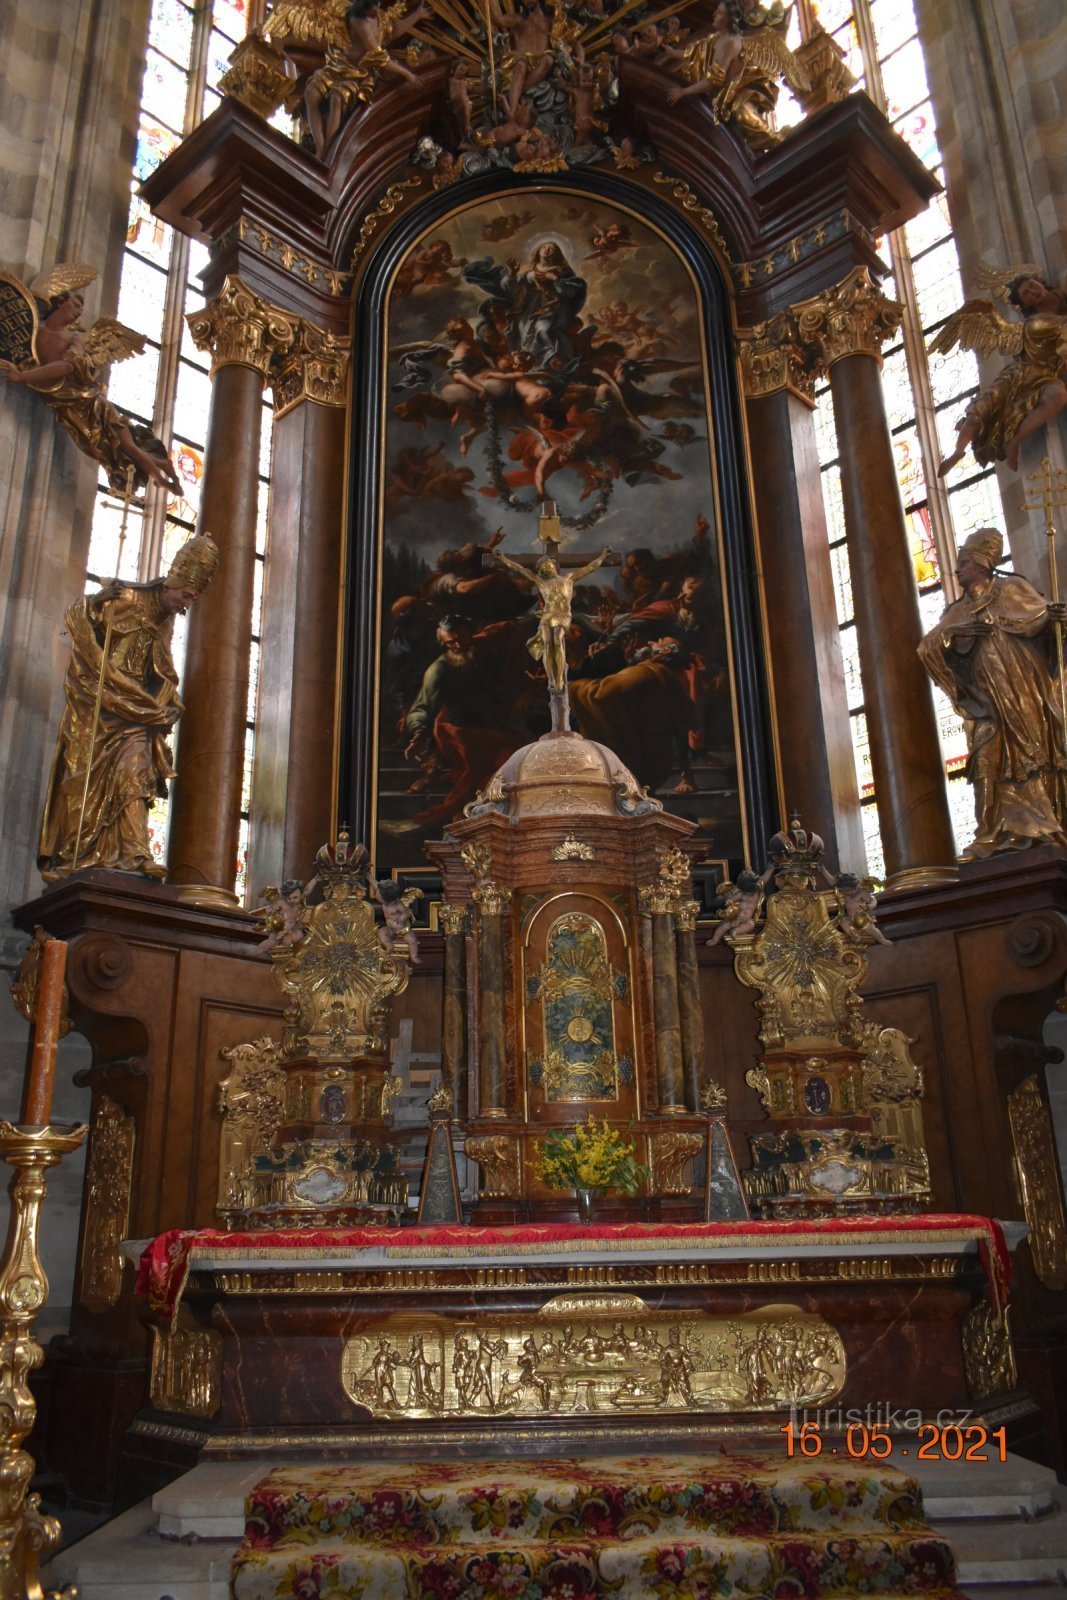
[934, 1509, 1067, 1588]
[909, 1454, 1059, 1520]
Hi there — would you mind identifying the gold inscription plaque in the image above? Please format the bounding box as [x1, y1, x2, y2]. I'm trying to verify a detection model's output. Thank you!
[340, 1292, 844, 1419]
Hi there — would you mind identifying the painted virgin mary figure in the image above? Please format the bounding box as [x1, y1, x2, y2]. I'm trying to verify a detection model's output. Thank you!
[463, 242, 587, 368]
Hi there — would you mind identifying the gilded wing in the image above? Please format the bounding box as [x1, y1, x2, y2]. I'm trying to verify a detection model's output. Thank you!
[973, 259, 1043, 305]
[265, 0, 348, 48]
[740, 27, 811, 92]
[81, 317, 148, 370]
[927, 298, 1024, 360]
[27, 262, 99, 301]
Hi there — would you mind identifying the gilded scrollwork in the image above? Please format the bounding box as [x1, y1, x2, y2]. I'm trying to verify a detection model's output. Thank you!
[340, 1293, 844, 1419]
[649, 1130, 704, 1194]
[460, 841, 492, 882]
[150, 1319, 223, 1419]
[438, 903, 468, 936]
[551, 836, 595, 863]
[736, 818, 931, 1209]
[186, 274, 300, 378]
[466, 1133, 520, 1198]
[639, 845, 693, 916]
[736, 315, 818, 405]
[217, 1037, 287, 1219]
[81, 1097, 136, 1312]
[472, 880, 513, 917]
[1008, 1074, 1067, 1290]
[269, 320, 350, 417]
[269, 835, 410, 1061]
[218, 29, 291, 115]
[791, 266, 904, 370]
[962, 1301, 1016, 1400]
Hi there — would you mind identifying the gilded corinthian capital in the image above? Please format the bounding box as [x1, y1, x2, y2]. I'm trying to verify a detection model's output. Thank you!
[270, 320, 350, 416]
[736, 314, 819, 405]
[186, 275, 299, 378]
[791, 266, 903, 371]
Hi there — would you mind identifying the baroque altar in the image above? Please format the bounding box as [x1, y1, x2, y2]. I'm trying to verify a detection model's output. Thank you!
[8, 0, 1067, 1531]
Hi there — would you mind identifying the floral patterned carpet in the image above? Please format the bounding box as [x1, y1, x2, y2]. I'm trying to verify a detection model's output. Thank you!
[229, 1452, 962, 1599]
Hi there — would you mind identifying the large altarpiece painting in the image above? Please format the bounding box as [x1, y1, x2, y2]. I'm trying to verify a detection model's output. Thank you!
[342, 182, 776, 890]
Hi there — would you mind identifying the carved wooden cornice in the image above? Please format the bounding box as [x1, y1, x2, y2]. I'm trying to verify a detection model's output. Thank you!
[186, 274, 300, 378]
[791, 265, 904, 370]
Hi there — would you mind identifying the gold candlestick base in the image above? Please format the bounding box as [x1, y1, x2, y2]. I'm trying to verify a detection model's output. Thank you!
[0, 1121, 88, 1600]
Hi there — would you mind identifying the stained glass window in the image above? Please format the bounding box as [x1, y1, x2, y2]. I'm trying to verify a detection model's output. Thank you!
[83, 0, 267, 894]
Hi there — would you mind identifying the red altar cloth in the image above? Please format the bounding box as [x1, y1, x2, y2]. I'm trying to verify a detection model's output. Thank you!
[136, 1214, 1011, 1325]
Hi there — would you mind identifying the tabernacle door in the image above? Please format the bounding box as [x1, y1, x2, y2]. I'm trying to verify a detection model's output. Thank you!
[521, 893, 638, 1127]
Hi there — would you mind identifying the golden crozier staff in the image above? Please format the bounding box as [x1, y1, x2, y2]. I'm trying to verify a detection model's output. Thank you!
[1022, 454, 1067, 735]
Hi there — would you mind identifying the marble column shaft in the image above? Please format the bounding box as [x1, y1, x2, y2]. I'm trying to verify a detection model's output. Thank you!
[475, 907, 508, 1117]
[674, 908, 703, 1111]
[650, 910, 686, 1112]
[168, 276, 297, 900]
[166, 361, 264, 898]
[440, 909, 469, 1120]
[829, 351, 956, 881]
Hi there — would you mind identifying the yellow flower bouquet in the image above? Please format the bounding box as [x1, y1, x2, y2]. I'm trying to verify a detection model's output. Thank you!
[537, 1117, 649, 1207]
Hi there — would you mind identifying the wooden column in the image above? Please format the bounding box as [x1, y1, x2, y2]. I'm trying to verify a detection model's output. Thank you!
[167, 276, 297, 905]
[473, 883, 510, 1117]
[793, 269, 956, 889]
[646, 901, 687, 1114]
[249, 324, 349, 890]
[674, 899, 703, 1111]
[439, 903, 469, 1119]
[738, 323, 863, 868]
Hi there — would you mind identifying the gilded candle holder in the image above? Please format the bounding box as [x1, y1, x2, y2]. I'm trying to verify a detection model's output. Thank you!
[0, 1121, 88, 1600]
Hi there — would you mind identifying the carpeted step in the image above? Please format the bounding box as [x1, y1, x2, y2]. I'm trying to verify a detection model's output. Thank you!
[231, 1528, 961, 1600]
[242, 1454, 928, 1548]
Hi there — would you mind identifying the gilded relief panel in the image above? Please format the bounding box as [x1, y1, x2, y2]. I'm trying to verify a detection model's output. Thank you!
[340, 1292, 844, 1420]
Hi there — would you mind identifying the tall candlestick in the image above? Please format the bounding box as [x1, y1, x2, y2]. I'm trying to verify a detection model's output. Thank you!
[23, 938, 67, 1126]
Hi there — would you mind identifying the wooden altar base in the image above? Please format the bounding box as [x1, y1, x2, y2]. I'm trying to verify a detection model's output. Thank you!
[120, 1216, 1037, 1497]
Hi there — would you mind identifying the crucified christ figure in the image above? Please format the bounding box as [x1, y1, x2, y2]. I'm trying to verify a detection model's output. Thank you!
[491, 545, 612, 731]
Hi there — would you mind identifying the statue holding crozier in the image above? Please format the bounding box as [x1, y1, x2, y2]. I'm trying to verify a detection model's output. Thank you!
[38, 532, 219, 881]
[917, 526, 1067, 860]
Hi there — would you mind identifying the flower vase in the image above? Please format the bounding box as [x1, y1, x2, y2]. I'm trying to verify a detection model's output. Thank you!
[575, 1187, 598, 1224]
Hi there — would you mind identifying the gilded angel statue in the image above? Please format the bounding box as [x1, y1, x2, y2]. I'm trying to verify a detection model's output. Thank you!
[1, 262, 180, 492]
[663, 0, 809, 150]
[931, 264, 1067, 475]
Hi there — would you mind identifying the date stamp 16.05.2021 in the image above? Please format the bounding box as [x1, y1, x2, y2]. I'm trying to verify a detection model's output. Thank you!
[780, 1418, 1008, 1463]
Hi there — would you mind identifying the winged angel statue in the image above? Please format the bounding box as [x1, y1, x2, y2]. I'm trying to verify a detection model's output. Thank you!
[0, 262, 180, 492]
[664, 0, 809, 150]
[931, 263, 1067, 475]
